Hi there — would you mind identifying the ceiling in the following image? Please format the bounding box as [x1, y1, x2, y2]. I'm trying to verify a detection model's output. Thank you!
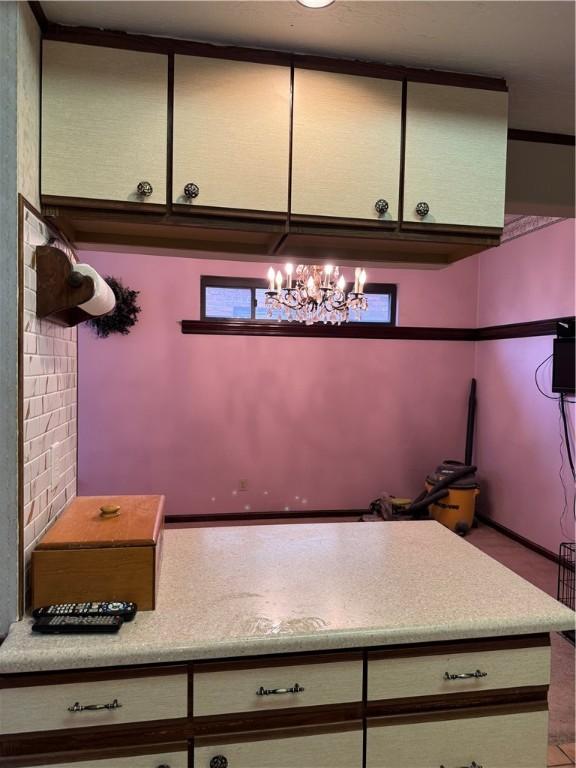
[41, 1, 575, 135]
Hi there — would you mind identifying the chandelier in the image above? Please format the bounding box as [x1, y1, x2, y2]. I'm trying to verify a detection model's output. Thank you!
[264, 264, 368, 325]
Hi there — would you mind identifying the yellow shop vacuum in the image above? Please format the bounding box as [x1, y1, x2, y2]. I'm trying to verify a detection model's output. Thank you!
[424, 460, 479, 535]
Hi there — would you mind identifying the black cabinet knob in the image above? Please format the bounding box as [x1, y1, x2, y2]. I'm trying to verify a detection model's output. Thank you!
[210, 757, 228, 768]
[374, 199, 389, 215]
[137, 181, 153, 197]
[184, 182, 200, 199]
[415, 201, 429, 217]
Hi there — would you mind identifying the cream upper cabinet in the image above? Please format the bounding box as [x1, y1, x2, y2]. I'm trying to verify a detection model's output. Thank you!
[41, 42, 168, 205]
[291, 69, 402, 221]
[173, 55, 291, 213]
[403, 82, 508, 228]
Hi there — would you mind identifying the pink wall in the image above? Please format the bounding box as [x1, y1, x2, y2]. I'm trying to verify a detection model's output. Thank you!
[474, 219, 575, 553]
[477, 219, 575, 326]
[77, 221, 575, 551]
[77, 254, 477, 516]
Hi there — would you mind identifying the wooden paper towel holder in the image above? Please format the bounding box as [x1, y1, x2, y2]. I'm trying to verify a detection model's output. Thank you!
[36, 245, 97, 327]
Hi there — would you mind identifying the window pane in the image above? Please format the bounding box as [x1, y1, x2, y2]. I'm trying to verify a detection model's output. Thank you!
[204, 286, 252, 319]
[350, 293, 392, 323]
[255, 288, 282, 320]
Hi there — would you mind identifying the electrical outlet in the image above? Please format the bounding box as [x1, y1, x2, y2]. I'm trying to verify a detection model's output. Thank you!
[239, 479, 248, 492]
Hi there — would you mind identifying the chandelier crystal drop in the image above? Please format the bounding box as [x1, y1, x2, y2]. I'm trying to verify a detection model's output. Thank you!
[264, 264, 368, 325]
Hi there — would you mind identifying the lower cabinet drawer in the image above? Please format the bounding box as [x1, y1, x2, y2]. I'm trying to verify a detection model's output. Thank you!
[195, 726, 363, 768]
[368, 644, 550, 701]
[366, 709, 548, 768]
[34, 751, 188, 768]
[0, 671, 188, 734]
[193, 658, 362, 717]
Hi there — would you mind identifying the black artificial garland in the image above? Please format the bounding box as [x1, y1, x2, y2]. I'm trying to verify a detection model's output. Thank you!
[87, 276, 141, 338]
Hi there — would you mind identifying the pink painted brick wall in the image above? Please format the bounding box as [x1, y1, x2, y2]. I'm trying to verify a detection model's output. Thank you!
[22, 209, 77, 571]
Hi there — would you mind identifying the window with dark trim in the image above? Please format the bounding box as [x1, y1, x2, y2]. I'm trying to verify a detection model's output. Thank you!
[200, 276, 397, 325]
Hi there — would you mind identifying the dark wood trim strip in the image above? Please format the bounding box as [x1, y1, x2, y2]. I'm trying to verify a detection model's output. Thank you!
[165, 509, 364, 524]
[397, 79, 407, 225]
[366, 699, 547, 727]
[180, 316, 574, 342]
[366, 685, 549, 717]
[399, 221, 502, 237]
[171, 203, 287, 224]
[0, 663, 188, 690]
[287, 64, 295, 233]
[289, 213, 398, 230]
[27, 2, 48, 33]
[508, 129, 575, 146]
[194, 651, 363, 674]
[476, 514, 560, 564]
[180, 320, 473, 340]
[166, 53, 174, 210]
[367, 633, 549, 660]
[0, 742, 188, 767]
[475, 316, 568, 341]
[42, 195, 167, 214]
[193, 704, 363, 738]
[40, 23, 506, 91]
[0, 721, 191, 758]
[194, 719, 363, 747]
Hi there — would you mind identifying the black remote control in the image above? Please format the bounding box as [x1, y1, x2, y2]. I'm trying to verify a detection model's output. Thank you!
[32, 615, 124, 634]
[32, 601, 137, 622]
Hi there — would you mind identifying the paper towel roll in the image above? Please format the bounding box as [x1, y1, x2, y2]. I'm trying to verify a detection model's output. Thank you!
[73, 264, 116, 316]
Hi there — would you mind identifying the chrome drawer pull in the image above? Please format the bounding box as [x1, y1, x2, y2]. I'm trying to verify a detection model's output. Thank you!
[256, 683, 305, 696]
[444, 669, 487, 681]
[68, 698, 122, 712]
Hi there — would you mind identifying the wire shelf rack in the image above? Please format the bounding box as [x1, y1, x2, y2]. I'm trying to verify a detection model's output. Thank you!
[557, 542, 575, 644]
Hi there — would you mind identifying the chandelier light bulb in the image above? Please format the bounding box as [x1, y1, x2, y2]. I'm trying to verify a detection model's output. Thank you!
[276, 270, 283, 292]
[337, 275, 346, 291]
[285, 263, 294, 288]
[267, 266, 275, 291]
[353, 267, 361, 293]
[359, 269, 367, 291]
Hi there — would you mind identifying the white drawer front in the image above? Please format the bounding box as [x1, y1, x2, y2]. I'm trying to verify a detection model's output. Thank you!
[196, 728, 362, 768]
[368, 645, 550, 701]
[0, 673, 187, 734]
[35, 750, 188, 768]
[194, 660, 362, 717]
[367, 709, 548, 768]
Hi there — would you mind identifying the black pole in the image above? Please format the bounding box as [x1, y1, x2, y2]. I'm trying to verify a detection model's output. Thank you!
[465, 378, 477, 466]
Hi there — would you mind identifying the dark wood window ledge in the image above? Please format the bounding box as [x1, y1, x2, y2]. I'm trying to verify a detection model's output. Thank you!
[180, 317, 573, 342]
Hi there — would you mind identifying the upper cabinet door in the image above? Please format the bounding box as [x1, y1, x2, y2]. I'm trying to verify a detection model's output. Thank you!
[173, 56, 291, 213]
[291, 69, 402, 222]
[403, 82, 508, 228]
[41, 42, 168, 205]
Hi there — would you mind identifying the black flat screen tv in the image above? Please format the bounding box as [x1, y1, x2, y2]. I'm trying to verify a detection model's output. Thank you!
[552, 338, 575, 394]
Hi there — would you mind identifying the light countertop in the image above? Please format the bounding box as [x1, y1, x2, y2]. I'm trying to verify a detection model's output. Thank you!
[0, 522, 573, 674]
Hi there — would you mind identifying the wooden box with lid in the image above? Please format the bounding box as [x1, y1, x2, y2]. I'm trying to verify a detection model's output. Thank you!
[31, 495, 165, 610]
